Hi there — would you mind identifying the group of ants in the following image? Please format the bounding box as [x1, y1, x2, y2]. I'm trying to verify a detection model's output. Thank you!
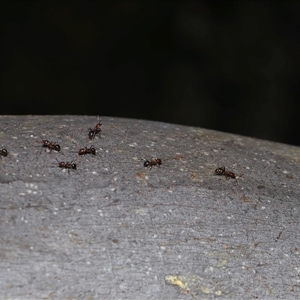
[0, 120, 239, 182]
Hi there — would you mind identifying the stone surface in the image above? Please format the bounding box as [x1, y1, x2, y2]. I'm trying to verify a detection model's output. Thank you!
[0, 115, 299, 299]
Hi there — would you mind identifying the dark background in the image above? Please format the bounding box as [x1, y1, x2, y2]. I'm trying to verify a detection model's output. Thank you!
[1, 1, 300, 146]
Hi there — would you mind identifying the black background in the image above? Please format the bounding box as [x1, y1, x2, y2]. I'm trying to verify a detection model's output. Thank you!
[1, 1, 300, 146]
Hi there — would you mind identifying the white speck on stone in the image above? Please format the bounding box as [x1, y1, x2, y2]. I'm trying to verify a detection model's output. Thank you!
[26, 183, 38, 189]
[129, 142, 138, 147]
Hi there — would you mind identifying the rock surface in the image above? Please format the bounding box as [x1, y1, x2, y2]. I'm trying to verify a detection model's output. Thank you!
[0, 115, 299, 299]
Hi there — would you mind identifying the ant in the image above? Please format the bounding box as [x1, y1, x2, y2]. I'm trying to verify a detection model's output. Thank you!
[214, 166, 243, 184]
[143, 158, 162, 170]
[78, 145, 96, 156]
[57, 160, 77, 174]
[40, 140, 61, 153]
[0, 147, 8, 158]
[88, 121, 102, 139]
[215, 166, 235, 179]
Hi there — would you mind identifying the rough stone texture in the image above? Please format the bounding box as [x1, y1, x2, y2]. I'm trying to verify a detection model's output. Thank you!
[0, 115, 299, 299]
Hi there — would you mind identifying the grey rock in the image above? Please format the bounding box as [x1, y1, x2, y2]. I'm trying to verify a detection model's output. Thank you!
[0, 116, 299, 299]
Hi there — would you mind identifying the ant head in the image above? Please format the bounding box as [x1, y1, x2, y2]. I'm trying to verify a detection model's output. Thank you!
[78, 148, 86, 155]
[58, 161, 65, 168]
[90, 146, 96, 155]
[95, 122, 102, 129]
[88, 128, 94, 139]
[143, 160, 150, 168]
[43, 140, 50, 146]
[215, 166, 225, 175]
[54, 144, 61, 151]
[71, 163, 77, 170]
[156, 158, 162, 165]
[1, 148, 8, 157]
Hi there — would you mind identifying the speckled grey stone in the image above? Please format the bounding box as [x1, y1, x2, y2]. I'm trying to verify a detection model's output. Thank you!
[0, 115, 299, 299]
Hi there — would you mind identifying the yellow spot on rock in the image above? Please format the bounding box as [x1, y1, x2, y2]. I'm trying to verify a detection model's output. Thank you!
[165, 275, 188, 290]
[201, 286, 212, 294]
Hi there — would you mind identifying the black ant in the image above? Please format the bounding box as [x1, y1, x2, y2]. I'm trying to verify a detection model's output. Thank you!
[215, 166, 235, 179]
[78, 145, 96, 156]
[88, 121, 102, 139]
[0, 147, 8, 158]
[214, 166, 243, 184]
[40, 140, 61, 153]
[143, 158, 162, 170]
[57, 160, 77, 174]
